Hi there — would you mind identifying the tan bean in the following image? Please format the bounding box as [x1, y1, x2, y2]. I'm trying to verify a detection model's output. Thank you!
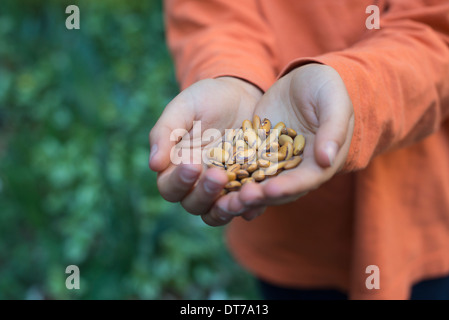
[253, 115, 261, 131]
[225, 180, 241, 192]
[241, 177, 255, 185]
[258, 131, 279, 157]
[222, 141, 233, 155]
[213, 116, 305, 196]
[286, 127, 297, 138]
[242, 120, 253, 132]
[278, 160, 287, 169]
[264, 161, 287, 176]
[271, 169, 283, 177]
[283, 156, 302, 169]
[256, 136, 263, 150]
[222, 150, 231, 163]
[228, 147, 236, 164]
[282, 142, 293, 161]
[226, 171, 237, 182]
[273, 122, 286, 135]
[279, 144, 287, 157]
[261, 118, 271, 136]
[244, 129, 258, 149]
[208, 147, 229, 163]
[257, 159, 271, 168]
[264, 164, 280, 176]
[236, 169, 249, 180]
[268, 141, 279, 152]
[235, 139, 247, 151]
[246, 162, 258, 174]
[261, 152, 286, 162]
[252, 170, 266, 182]
[207, 160, 225, 169]
[208, 147, 222, 158]
[267, 130, 280, 142]
[233, 129, 244, 142]
[279, 134, 293, 146]
[236, 148, 256, 164]
[277, 151, 287, 161]
[227, 163, 241, 173]
[256, 128, 266, 140]
[293, 134, 305, 156]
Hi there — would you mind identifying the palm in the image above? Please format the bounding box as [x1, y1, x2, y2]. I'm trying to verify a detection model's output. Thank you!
[237, 64, 354, 206]
[251, 82, 323, 201]
[150, 77, 261, 172]
[180, 78, 259, 137]
[253, 70, 320, 163]
[149, 76, 263, 224]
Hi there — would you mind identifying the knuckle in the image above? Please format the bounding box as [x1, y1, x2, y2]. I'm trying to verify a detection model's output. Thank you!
[201, 213, 228, 227]
[181, 200, 208, 216]
[157, 180, 184, 203]
[159, 190, 181, 203]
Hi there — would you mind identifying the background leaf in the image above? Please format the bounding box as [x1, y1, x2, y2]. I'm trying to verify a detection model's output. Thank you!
[0, 0, 258, 300]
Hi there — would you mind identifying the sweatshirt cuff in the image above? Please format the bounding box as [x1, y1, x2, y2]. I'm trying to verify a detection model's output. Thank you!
[178, 59, 277, 94]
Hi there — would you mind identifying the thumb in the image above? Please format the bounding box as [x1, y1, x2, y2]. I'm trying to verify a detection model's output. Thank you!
[149, 97, 194, 172]
[314, 82, 353, 168]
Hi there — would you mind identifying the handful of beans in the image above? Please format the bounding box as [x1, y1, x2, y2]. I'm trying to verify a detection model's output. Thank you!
[205, 115, 306, 194]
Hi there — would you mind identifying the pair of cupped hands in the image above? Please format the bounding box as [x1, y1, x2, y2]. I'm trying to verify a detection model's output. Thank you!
[149, 63, 354, 226]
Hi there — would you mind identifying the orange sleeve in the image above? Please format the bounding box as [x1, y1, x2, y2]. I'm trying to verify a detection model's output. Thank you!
[164, 0, 278, 92]
[280, 0, 449, 172]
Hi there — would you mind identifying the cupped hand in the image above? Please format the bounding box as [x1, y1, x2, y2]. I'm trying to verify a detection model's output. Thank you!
[215, 63, 355, 222]
[149, 77, 262, 225]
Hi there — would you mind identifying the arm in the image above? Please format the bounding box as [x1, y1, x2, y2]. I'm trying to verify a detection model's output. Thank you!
[220, 0, 449, 219]
[280, 0, 449, 172]
[164, 0, 278, 92]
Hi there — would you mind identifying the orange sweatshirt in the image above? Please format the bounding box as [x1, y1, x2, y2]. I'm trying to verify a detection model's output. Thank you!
[164, 0, 449, 299]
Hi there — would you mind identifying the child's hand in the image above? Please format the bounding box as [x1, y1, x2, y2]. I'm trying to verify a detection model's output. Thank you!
[149, 77, 262, 224]
[215, 64, 355, 222]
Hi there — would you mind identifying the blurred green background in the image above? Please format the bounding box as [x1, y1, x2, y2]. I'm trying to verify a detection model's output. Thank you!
[0, 0, 258, 299]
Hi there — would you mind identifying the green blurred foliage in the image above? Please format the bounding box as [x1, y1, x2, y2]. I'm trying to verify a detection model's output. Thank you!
[0, 0, 258, 299]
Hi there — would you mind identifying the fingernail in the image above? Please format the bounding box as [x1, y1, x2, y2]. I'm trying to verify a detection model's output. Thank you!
[149, 145, 158, 163]
[204, 177, 223, 194]
[180, 167, 199, 184]
[324, 141, 338, 166]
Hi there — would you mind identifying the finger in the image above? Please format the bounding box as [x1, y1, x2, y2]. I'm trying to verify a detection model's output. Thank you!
[201, 194, 239, 227]
[202, 202, 266, 226]
[215, 183, 263, 215]
[238, 181, 265, 206]
[241, 206, 267, 221]
[247, 178, 308, 206]
[229, 174, 304, 209]
[157, 164, 202, 202]
[149, 95, 194, 172]
[314, 79, 353, 168]
[261, 157, 333, 199]
[180, 167, 228, 215]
